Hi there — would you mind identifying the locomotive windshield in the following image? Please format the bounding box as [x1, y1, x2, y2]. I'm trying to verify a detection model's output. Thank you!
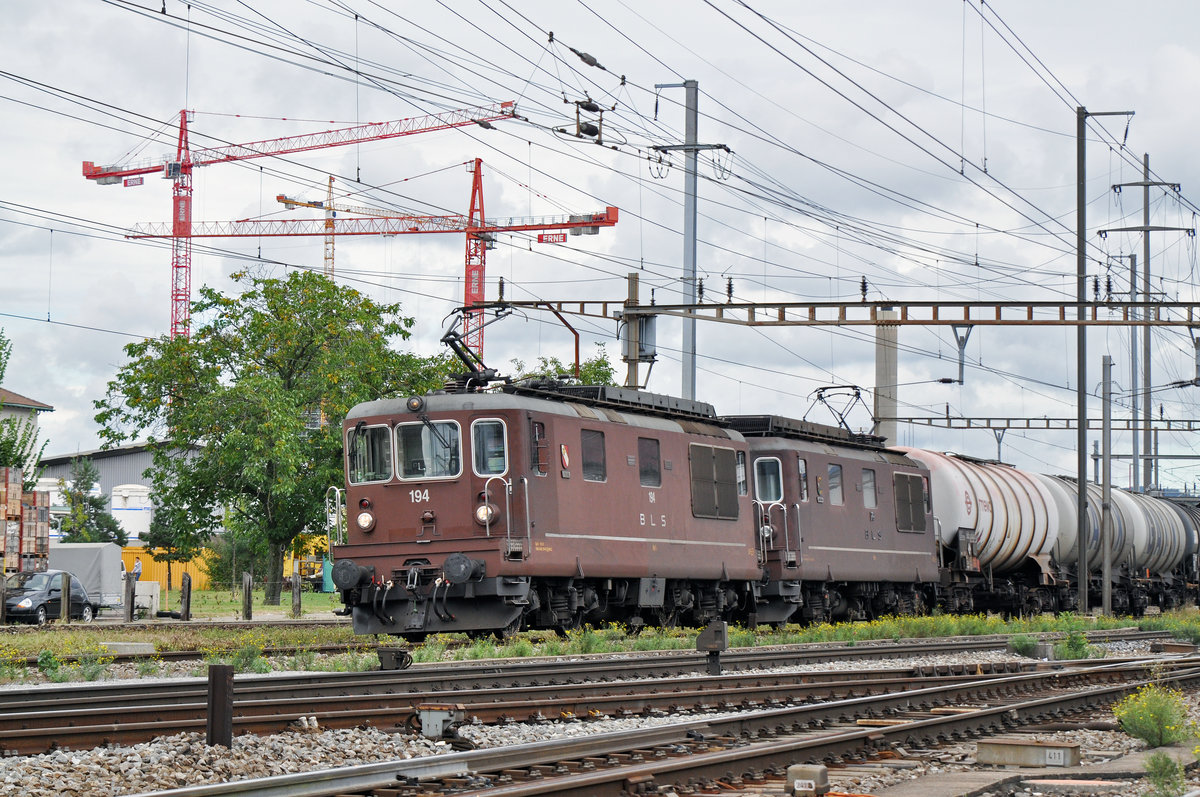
[347, 425, 393, 484]
[472, 419, 508, 476]
[397, 420, 462, 479]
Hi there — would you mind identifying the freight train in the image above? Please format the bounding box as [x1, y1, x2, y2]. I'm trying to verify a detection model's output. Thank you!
[329, 373, 1200, 639]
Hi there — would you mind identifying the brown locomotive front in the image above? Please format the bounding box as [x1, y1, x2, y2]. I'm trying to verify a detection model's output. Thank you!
[331, 385, 772, 638]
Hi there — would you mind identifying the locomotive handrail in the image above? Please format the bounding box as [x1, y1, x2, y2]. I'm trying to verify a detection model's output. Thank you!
[519, 477, 532, 557]
[482, 476, 512, 539]
[324, 486, 346, 551]
[790, 502, 803, 562]
[753, 500, 790, 562]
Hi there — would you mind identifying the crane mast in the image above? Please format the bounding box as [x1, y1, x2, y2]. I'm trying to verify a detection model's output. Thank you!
[83, 102, 517, 338]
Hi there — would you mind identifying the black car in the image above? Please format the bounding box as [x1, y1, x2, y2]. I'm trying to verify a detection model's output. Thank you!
[4, 570, 99, 625]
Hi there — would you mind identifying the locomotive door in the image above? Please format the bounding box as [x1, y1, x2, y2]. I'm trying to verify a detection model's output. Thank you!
[752, 456, 787, 564]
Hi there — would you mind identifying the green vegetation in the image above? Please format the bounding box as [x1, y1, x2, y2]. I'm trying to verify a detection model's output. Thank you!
[0, 328, 48, 490]
[58, 457, 127, 546]
[1113, 683, 1194, 748]
[6, 606, 1200, 685]
[1144, 750, 1187, 797]
[94, 270, 452, 605]
[1007, 633, 1037, 657]
[1052, 630, 1097, 660]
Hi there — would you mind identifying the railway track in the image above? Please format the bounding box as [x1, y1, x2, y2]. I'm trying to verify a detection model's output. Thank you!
[115, 655, 1200, 797]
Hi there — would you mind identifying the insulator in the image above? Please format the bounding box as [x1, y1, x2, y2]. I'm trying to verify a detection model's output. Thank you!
[697, 279, 704, 302]
[726, 278, 733, 303]
[497, 277, 505, 302]
[579, 122, 600, 138]
[860, 276, 868, 301]
[579, 100, 601, 113]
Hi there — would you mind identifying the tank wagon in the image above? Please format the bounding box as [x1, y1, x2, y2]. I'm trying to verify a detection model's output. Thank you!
[330, 377, 1199, 637]
[901, 448, 1197, 616]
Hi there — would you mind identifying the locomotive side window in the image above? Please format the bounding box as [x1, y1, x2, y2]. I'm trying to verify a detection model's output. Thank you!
[638, 437, 662, 487]
[346, 424, 393, 484]
[581, 429, 607, 482]
[471, 419, 508, 477]
[396, 421, 462, 480]
[797, 457, 809, 501]
[736, 451, 748, 496]
[754, 457, 783, 503]
[862, 468, 877, 508]
[530, 421, 549, 476]
[689, 444, 740, 520]
[827, 464, 844, 506]
[894, 472, 928, 532]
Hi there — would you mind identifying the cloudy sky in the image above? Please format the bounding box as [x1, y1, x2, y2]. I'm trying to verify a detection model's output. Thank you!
[3, 1, 1200, 491]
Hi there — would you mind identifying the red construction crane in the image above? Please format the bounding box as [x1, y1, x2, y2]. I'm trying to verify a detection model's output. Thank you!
[83, 102, 516, 338]
[133, 158, 619, 355]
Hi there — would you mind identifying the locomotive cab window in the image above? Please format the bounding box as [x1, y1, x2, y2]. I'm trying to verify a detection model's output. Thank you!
[797, 457, 809, 501]
[754, 457, 783, 503]
[581, 429, 607, 482]
[862, 468, 877, 508]
[396, 420, 462, 480]
[530, 421, 549, 476]
[736, 451, 748, 496]
[471, 419, 508, 477]
[690, 444, 740, 520]
[638, 437, 661, 487]
[894, 472, 928, 533]
[347, 424, 393, 484]
[827, 463, 844, 506]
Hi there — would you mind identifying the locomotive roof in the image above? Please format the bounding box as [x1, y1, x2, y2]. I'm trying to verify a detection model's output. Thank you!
[347, 384, 738, 439]
[723, 414, 888, 450]
[502, 382, 719, 421]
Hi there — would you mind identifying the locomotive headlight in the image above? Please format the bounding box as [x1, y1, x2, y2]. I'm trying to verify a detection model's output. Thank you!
[473, 503, 498, 526]
[356, 511, 376, 532]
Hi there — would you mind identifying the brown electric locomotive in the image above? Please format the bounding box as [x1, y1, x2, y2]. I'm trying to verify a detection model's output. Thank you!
[331, 383, 781, 639]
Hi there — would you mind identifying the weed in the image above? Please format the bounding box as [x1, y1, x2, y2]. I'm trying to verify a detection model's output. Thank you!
[1145, 750, 1186, 797]
[1114, 683, 1194, 748]
[1053, 630, 1092, 660]
[136, 657, 162, 677]
[231, 643, 265, 673]
[36, 650, 61, 677]
[76, 650, 112, 681]
[1008, 634, 1038, 657]
[289, 649, 318, 671]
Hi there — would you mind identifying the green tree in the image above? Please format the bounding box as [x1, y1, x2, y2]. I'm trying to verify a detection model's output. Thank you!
[143, 504, 208, 591]
[95, 269, 451, 604]
[510, 343, 617, 385]
[0, 329, 48, 491]
[58, 457, 128, 546]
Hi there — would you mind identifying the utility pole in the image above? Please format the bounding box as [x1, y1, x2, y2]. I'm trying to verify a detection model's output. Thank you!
[1105, 154, 1187, 492]
[652, 81, 728, 400]
[1101, 355, 1113, 617]
[1076, 107, 1133, 614]
[1108, 254, 1138, 490]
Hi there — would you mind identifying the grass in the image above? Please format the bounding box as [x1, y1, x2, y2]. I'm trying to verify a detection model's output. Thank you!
[5, 595, 1200, 679]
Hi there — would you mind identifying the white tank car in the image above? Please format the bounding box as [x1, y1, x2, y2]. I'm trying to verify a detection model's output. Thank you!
[895, 449, 1056, 574]
[901, 447, 1189, 576]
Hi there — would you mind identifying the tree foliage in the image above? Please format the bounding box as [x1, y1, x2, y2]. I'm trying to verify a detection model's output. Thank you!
[510, 343, 617, 386]
[58, 457, 128, 546]
[95, 269, 451, 603]
[0, 329, 48, 490]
